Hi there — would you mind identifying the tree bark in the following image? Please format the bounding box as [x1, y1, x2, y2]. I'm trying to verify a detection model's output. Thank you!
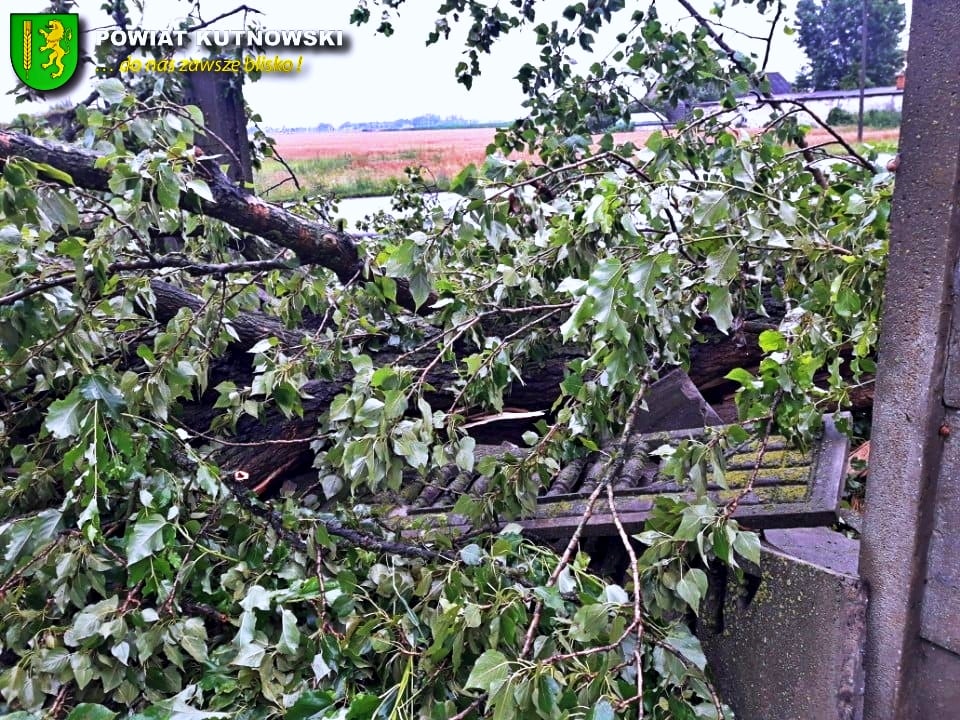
[183, 72, 253, 185]
[164, 299, 770, 491]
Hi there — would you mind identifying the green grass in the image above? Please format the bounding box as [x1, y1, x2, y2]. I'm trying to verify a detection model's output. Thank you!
[255, 156, 351, 198]
[256, 156, 452, 200]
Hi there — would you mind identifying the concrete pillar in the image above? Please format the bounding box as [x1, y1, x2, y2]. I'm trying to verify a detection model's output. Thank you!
[859, 2, 960, 717]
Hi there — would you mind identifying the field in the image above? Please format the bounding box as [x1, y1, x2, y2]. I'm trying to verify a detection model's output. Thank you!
[258, 126, 900, 199]
[257, 128, 503, 199]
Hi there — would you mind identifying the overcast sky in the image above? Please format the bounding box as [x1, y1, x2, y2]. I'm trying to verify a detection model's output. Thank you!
[1, 0, 911, 128]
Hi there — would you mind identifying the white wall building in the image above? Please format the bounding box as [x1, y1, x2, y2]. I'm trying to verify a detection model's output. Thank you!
[702, 87, 903, 128]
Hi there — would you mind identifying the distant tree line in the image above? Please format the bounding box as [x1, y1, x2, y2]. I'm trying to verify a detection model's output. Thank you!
[270, 114, 508, 133]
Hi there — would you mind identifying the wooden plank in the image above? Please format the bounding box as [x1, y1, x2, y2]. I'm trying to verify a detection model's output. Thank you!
[633, 369, 723, 433]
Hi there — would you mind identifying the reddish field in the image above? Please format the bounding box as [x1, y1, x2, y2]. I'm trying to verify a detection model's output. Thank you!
[272, 127, 503, 161]
[266, 128, 512, 194]
[272, 126, 897, 157]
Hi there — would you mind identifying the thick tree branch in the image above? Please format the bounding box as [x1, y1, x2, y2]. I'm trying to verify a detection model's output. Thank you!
[0, 130, 425, 311]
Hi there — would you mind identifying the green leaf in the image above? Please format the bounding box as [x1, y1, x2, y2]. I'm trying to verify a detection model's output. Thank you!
[186, 178, 213, 202]
[346, 693, 381, 720]
[277, 608, 301, 655]
[286, 690, 335, 720]
[311, 653, 332, 681]
[459, 543, 484, 566]
[355, 397, 385, 427]
[451, 163, 478, 194]
[725, 368, 755, 387]
[555, 566, 577, 595]
[560, 296, 595, 341]
[30, 161, 75, 185]
[704, 245, 739, 283]
[97, 78, 127, 104]
[41, 190, 80, 230]
[587, 699, 615, 720]
[676, 568, 708, 615]
[126, 514, 167, 565]
[536, 675, 561, 720]
[767, 230, 791, 249]
[71, 652, 94, 689]
[44, 389, 85, 439]
[57, 235, 85, 260]
[156, 164, 181, 209]
[395, 437, 429, 469]
[707, 286, 733, 333]
[603, 584, 629, 604]
[835, 287, 862, 318]
[713, 524, 732, 564]
[780, 202, 797, 227]
[465, 649, 510, 693]
[410, 270, 431, 309]
[663, 627, 708, 670]
[231, 642, 266, 668]
[67, 704, 118, 720]
[179, 619, 209, 663]
[733, 529, 762, 566]
[3, 161, 26, 186]
[533, 586, 564, 613]
[248, 337, 276, 355]
[758, 329, 787, 352]
[2, 510, 62, 565]
[455, 436, 476, 472]
[80, 375, 125, 414]
[111, 640, 130, 665]
[571, 604, 608, 643]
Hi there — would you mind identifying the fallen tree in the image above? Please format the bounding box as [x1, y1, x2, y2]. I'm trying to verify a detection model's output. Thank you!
[0, 126, 872, 493]
[0, 2, 891, 718]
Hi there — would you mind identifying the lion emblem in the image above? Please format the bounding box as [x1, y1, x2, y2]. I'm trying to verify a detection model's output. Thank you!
[38, 19, 71, 80]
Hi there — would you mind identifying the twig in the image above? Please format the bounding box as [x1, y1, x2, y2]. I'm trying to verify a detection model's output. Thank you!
[169, 418, 321, 447]
[760, 2, 785, 74]
[448, 307, 565, 415]
[187, 4, 264, 33]
[486, 150, 653, 202]
[519, 477, 609, 658]
[673, 0, 833, 188]
[723, 388, 783, 520]
[119, 582, 144, 615]
[181, 600, 232, 625]
[49, 684, 70, 719]
[519, 376, 653, 659]
[756, 97, 877, 172]
[226, 474, 450, 563]
[0, 535, 64, 595]
[160, 504, 223, 617]
[0, 256, 299, 307]
[543, 618, 640, 665]
[413, 317, 480, 391]
[607, 482, 645, 717]
[259, 133, 302, 193]
[449, 697, 484, 720]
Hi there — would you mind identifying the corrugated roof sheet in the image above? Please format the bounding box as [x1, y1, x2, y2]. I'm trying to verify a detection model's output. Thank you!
[385, 415, 848, 538]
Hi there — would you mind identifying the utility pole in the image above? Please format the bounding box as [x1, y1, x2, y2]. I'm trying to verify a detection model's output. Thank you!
[857, 0, 868, 142]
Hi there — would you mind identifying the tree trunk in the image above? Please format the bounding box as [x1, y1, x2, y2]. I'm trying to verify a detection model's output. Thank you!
[0, 129, 869, 493]
[184, 72, 253, 185]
